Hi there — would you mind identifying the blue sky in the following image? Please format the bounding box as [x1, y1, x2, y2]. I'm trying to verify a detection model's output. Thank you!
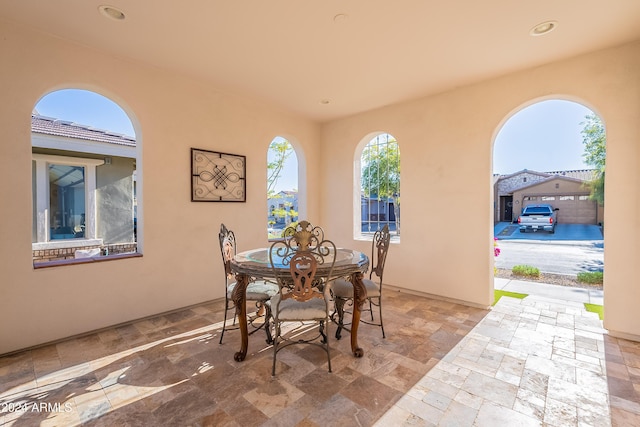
[35, 89, 135, 137]
[493, 100, 592, 175]
[35, 90, 594, 190]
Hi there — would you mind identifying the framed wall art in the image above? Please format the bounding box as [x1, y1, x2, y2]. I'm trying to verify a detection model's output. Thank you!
[191, 148, 246, 202]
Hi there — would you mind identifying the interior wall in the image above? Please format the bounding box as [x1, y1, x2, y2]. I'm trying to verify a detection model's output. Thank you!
[319, 41, 640, 341]
[0, 21, 321, 354]
[2, 19, 639, 354]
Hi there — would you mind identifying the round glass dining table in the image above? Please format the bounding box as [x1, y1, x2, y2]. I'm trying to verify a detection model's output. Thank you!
[230, 247, 370, 362]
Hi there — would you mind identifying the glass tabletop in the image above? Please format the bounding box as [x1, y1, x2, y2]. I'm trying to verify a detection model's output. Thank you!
[232, 247, 369, 279]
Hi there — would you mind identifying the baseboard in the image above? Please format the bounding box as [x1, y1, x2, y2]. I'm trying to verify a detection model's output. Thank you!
[384, 283, 492, 310]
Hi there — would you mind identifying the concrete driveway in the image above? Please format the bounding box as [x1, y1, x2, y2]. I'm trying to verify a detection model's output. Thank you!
[494, 222, 603, 241]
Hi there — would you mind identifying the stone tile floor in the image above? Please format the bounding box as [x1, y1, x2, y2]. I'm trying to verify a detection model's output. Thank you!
[0, 290, 639, 426]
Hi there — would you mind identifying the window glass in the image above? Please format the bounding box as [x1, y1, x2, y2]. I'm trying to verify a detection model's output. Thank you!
[541, 196, 556, 201]
[267, 137, 298, 238]
[49, 164, 85, 239]
[360, 133, 400, 238]
[559, 195, 574, 201]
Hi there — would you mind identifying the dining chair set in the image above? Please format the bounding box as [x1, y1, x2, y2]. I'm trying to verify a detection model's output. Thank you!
[217, 220, 391, 376]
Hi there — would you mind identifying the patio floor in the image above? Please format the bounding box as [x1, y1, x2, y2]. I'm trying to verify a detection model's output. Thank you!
[1, 286, 639, 426]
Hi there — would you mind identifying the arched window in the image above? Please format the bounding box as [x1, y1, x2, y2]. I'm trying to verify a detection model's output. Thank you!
[32, 89, 139, 265]
[267, 137, 298, 238]
[358, 133, 400, 239]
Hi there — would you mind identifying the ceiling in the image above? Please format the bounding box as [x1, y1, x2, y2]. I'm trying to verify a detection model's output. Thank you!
[3, 1, 640, 122]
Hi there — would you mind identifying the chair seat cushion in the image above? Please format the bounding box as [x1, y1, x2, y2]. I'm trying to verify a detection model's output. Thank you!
[270, 294, 328, 320]
[332, 278, 380, 298]
[228, 280, 279, 301]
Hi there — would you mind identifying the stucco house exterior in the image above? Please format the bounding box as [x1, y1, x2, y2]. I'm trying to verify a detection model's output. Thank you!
[31, 113, 137, 263]
[493, 169, 603, 225]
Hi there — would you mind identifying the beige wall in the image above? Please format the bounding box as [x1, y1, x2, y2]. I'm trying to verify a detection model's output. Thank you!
[319, 41, 640, 341]
[0, 21, 321, 354]
[2, 20, 640, 354]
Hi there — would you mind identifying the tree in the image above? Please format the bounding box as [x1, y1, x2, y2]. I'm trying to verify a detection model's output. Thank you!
[267, 139, 297, 235]
[580, 114, 605, 204]
[361, 135, 400, 234]
[267, 139, 293, 197]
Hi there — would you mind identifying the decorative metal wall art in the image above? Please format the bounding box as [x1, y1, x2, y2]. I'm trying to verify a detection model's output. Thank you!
[191, 148, 246, 202]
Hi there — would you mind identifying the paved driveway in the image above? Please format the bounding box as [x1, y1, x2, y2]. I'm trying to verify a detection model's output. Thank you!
[494, 222, 603, 241]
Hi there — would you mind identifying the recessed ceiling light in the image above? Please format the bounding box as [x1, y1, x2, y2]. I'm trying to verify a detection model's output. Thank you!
[530, 21, 557, 36]
[320, 99, 331, 105]
[98, 5, 126, 21]
[333, 14, 348, 23]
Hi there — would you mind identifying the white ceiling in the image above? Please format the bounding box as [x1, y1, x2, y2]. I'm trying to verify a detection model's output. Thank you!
[3, 0, 640, 122]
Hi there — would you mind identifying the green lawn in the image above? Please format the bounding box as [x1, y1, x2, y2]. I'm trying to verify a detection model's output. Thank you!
[493, 290, 528, 305]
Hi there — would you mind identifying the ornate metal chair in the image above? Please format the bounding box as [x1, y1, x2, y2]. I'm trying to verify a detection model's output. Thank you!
[268, 220, 335, 376]
[332, 224, 391, 339]
[218, 223, 279, 344]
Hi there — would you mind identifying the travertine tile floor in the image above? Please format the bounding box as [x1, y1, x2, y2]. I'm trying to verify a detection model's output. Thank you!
[1, 290, 639, 426]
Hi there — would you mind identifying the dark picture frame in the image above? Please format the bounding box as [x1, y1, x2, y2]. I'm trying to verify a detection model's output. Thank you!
[191, 148, 246, 202]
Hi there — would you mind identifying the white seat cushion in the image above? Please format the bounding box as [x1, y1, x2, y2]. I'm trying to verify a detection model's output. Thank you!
[332, 278, 380, 298]
[270, 293, 328, 320]
[227, 280, 279, 301]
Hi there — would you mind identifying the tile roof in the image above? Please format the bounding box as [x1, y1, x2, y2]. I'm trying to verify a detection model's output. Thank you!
[497, 168, 596, 182]
[542, 169, 596, 181]
[31, 114, 136, 147]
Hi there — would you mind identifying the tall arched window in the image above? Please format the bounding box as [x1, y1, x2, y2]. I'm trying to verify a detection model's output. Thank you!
[267, 137, 298, 238]
[358, 133, 400, 239]
[32, 89, 139, 265]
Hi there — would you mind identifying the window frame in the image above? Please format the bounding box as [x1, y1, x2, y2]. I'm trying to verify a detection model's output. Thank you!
[355, 133, 400, 241]
[32, 153, 104, 248]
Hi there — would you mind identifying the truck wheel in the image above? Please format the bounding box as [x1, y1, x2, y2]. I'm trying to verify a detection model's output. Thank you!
[550, 228, 555, 234]
[519, 229, 525, 233]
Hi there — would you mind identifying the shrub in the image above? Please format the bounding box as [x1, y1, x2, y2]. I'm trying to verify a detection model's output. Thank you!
[512, 265, 540, 278]
[577, 271, 603, 284]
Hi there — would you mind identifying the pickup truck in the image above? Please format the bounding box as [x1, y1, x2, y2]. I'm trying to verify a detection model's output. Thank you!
[517, 204, 559, 233]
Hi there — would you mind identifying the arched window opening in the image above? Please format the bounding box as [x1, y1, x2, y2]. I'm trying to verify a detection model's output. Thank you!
[359, 133, 400, 239]
[32, 89, 139, 265]
[267, 137, 298, 238]
[493, 99, 605, 291]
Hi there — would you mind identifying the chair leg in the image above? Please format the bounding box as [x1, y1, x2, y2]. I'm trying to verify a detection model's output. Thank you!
[219, 297, 230, 344]
[319, 320, 327, 344]
[271, 320, 280, 376]
[377, 296, 385, 339]
[264, 305, 273, 345]
[325, 318, 332, 373]
[334, 297, 346, 340]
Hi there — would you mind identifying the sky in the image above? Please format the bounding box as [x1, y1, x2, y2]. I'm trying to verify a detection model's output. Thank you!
[493, 100, 593, 175]
[267, 137, 298, 192]
[35, 89, 135, 138]
[34, 90, 594, 189]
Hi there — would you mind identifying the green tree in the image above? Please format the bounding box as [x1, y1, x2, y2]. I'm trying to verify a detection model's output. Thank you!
[361, 136, 400, 234]
[267, 139, 293, 197]
[580, 114, 606, 204]
[267, 139, 298, 236]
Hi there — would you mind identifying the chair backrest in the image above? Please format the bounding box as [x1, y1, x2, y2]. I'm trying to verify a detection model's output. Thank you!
[281, 220, 325, 251]
[270, 221, 336, 302]
[219, 223, 236, 279]
[370, 225, 391, 282]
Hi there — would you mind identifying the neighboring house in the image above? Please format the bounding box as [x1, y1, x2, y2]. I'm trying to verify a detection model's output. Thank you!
[361, 194, 397, 232]
[494, 169, 603, 225]
[31, 113, 137, 263]
[267, 190, 298, 227]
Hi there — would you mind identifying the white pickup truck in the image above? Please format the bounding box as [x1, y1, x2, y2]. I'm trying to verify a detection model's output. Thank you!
[517, 204, 559, 233]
